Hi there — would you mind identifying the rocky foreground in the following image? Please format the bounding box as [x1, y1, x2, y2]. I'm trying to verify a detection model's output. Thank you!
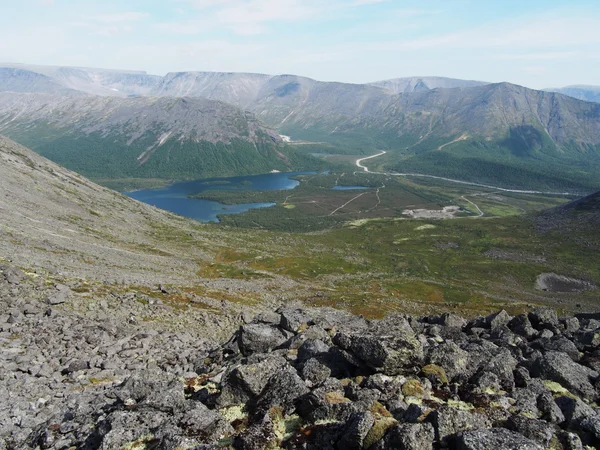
[2, 266, 600, 449]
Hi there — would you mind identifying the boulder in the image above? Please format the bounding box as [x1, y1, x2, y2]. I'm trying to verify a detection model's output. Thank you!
[333, 316, 422, 375]
[455, 428, 544, 450]
[529, 351, 598, 400]
[218, 356, 288, 406]
[336, 411, 375, 450]
[431, 406, 491, 446]
[248, 366, 309, 420]
[529, 308, 559, 331]
[373, 423, 435, 450]
[238, 324, 288, 356]
[508, 315, 537, 339]
[506, 416, 556, 447]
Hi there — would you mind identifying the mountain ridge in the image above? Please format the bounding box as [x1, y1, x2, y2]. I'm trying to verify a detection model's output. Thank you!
[0, 92, 325, 185]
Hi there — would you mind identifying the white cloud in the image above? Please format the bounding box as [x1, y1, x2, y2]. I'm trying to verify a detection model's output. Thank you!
[157, 0, 321, 36]
[89, 12, 149, 24]
[69, 12, 149, 37]
[353, 0, 389, 5]
[39, 0, 55, 5]
[495, 51, 579, 61]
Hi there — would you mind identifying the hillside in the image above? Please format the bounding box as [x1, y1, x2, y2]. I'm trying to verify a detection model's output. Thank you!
[0, 93, 323, 186]
[2, 137, 600, 447]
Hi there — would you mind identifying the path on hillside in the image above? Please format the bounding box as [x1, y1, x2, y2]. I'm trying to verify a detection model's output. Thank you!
[461, 195, 484, 217]
[354, 151, 576, 196]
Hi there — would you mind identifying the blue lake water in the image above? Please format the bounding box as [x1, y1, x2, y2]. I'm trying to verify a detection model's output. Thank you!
[125, 171, 314, 223]
[331, 185, 370, 190]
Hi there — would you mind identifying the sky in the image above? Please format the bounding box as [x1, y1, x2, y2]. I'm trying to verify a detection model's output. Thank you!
[1, 0, 599, 88]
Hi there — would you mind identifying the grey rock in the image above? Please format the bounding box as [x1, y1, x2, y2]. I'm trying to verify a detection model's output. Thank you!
[66, 360, 88, 373]
[336, 411, 375, 450]
[334, 316, 423, 375]
[179, 403, 234, 442]
[2, 266, 24, 285]
[47, 291, 68, 305]
[579, 415, 600, 440]
[487, 310, 512, 330]
[297, 339, 330, 362]
[249, 366, 309, 419]
[563, 317, 580, 333]
[427, 341, 470, 382]
[431, 406, 491, 446]
[555, 396, 597, 424]
[537, 391, 565, 424]
[440, 313, 467, 329]
[529, 351, 598, 400]
[232, 413, 276, 450]
[455, 428, 544, 450]
[280, 308, 312, 333]
[218, 356, 288, 406]
[543, 336, 580, 361]
[506, 416, 555, 447]
[301, 358, 332, 386]
[375, 422, 435, 450]
[508, 314, 537, 339]
[529, 308, 559, 330]
[238, 324, 288, 356]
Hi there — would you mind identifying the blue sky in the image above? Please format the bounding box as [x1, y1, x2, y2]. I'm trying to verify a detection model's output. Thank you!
[1, 0, 599, 88]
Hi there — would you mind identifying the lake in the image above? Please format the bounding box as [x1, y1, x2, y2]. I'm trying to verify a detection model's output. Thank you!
[125, 171, 314, 222]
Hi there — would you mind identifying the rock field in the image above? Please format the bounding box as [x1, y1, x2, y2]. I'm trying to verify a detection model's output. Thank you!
[2, 263, 600, 449]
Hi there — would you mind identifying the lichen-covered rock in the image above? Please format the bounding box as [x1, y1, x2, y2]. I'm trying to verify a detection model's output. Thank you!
[528, 351, 598, 400]
[427, 341, 470, 382]
[333, 316, 423, 375]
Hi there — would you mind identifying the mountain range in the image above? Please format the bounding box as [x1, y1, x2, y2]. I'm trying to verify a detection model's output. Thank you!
[0, 91, 323, 187]
[544, 85, 600, 104]
[2, 63, 600, 191]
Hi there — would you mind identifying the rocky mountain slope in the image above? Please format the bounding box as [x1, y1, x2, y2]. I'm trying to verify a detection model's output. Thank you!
[5, 300, 600, 449]
[0, 63, 161, 97]
[0, 68, 82, 96]
[0, 135, 301, 329]
[369, 76, 488, 94]
[545, 86, 600, 104]
[0, 93, 321, 184]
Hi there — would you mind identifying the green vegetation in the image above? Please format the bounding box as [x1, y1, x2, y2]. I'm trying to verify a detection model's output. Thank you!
[3, 126, 329, 186]
[186, 172, 570, 232]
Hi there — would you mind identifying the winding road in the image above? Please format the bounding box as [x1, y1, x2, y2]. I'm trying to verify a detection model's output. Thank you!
[354, 150, 576, 196]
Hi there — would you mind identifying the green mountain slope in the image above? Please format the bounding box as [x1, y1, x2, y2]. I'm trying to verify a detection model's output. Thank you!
[0, 92, 324, 186]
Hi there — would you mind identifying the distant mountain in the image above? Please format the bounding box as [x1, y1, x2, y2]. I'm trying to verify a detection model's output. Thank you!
[544, 85, 600, 104]
[2, 63, 600, 191]
[0, 63, 161, 97]
[0, 92, 322, 185]
[369, 76, 488, 94]
[0, 67, 82, 95]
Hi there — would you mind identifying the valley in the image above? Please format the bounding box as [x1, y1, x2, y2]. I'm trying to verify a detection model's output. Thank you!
[1, 61, 600, 449]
